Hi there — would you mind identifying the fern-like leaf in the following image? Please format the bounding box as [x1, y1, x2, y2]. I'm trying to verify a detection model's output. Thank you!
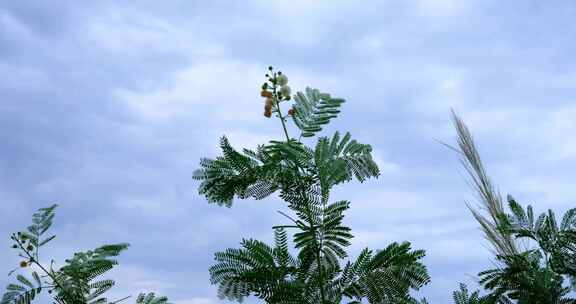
[209, 237, 302, 303]
[135, 292, 171, 304]
[292, 87, 345, 138]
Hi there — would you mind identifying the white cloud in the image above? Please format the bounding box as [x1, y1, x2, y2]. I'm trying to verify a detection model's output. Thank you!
[97, 264, 180, 302]
[4, 1, 576, 303]
[175, 298, 217, 304]
[0, 9, 34, 40]
[115, 59, 345, 128]
[0, 63, 54, 91]
[83, 4, 223, 56]
[453, 103, 576, 163]
[414, 0, 474, 18]
[413, 71, 468, 119]
[115, 60, 266, 122]
[250, 0, 360, 47]
[371, 148, 400, 174]
[255, 0, 351, 15]
[213, 129, 273, 153]
[424, 237, 492, 261]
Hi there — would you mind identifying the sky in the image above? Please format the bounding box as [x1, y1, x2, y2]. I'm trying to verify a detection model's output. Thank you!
[1, 0, 576, 303]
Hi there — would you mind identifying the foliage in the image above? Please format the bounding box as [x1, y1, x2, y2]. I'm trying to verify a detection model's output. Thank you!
[451, 111, 576, 304]
[9, 66, 576, 304]
[2, 205, 169, 304]
[197, 70, 576, 303]
[135, 293, 171, 304]
[3, 205, 58, 304]
[291, 87, 345, 138]
[479, 250, 572, 303]
[473, 196, 576, 303]
[500, 196, 576, 278]
[52, 243, 129, 303]
[193, 131, 378, 208]
[451, 284, 494, 304]
[195, 66, 430, 303]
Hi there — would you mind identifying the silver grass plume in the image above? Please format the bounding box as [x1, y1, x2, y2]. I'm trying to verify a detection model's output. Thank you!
[450, 109, 518, 258]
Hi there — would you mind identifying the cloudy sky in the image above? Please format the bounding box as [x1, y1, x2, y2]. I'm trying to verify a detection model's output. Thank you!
[1, 0, 576, 303]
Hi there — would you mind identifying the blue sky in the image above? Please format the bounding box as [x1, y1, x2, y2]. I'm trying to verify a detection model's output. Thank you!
[1, 1, 576, 303]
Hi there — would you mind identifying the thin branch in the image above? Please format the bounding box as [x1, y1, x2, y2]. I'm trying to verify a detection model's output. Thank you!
[272, 225, 300, 229]
[277, 210, 298, 225]
[432, 137, 462, 155]
[110, 295, 132, 304]
[13, 235, 76, 303]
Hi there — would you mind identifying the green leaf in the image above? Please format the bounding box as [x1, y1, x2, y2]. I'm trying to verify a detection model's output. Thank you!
[314, 131, 379, 187]
[135, 292, 171, 304]
[39, 235, 56, 247]
[6, 284, 26, 292]
[292, 87, 345, 138]
[31, 272, 41, 287]
[16, 275, 34, 289]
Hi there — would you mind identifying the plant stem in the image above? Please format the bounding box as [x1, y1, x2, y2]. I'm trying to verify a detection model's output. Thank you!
[272, 74, 290, 142]
[15, 237, 74, 303]
[272, 225, 300, 229]
[316, 249, 326, 304]
[278, 111, 290, 142]
[110, 295, 132, 304]
[300, 190, 326, 304]
[277, 210, 298, 225]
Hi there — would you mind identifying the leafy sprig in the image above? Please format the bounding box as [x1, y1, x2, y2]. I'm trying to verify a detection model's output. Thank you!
[2, 205, 170, 304]
[195, 66, 428, 303]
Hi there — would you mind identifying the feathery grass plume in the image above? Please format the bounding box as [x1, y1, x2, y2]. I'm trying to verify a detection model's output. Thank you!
[448, 111, 576, 303]
[450, 109, 518, 258]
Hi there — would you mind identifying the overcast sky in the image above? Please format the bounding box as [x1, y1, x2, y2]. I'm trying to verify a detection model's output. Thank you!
[1, 1, 576, 303]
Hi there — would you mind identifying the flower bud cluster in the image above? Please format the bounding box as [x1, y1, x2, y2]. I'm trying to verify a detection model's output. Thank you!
[260, 66, 292, 118]
[10, 232, 36, 268]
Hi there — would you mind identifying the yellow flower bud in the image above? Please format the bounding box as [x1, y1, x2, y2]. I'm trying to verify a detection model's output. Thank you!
[261, 90, 272, 98]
